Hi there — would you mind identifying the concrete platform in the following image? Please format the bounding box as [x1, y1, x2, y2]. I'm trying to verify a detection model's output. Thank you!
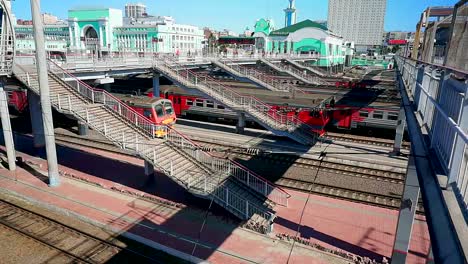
[0, 136, 429, 263]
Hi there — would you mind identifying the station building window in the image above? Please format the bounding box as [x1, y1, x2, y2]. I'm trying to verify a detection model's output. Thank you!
[186, 99, 193, 106]
[217, 104, 225, 109]
[206, 100, 214, 108]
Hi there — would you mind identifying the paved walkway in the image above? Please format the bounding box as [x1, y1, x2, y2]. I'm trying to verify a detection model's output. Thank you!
[0, 135, 430, 263]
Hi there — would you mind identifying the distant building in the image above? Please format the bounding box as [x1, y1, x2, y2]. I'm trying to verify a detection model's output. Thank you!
[253, 19, 348, 67]
[14, 7, 204, 55]
[42, 13, 58, 24]
[284, 0, 297, 27]
[328, 0, 386, 51]
[125, 3, 147, 18]
[16, 19, 33, 25]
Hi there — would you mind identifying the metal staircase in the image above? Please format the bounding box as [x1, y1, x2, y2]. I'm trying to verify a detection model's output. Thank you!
[153, 57, 320, 145]
[284, 59, 327, 78]
[259, 59, 325, 86]
[211, 59, 298, 93]
[12, 61, 291, 232]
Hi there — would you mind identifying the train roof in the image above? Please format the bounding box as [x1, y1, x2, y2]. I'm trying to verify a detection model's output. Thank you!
[160, 84, 332, 108]
[160, 84, 400, 109]
[112, 93, 166, 107]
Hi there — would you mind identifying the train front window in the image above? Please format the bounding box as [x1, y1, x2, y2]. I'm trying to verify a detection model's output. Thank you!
[163, 101, 174, 115]
[143, 109, 152, 118]
[154, 104, 164, 117]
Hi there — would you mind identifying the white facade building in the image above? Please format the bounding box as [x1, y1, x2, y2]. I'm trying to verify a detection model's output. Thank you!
[328, 0, 386, 49]
[125, 3, 147, 18]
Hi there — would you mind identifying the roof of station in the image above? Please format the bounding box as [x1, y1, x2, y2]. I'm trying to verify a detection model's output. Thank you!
[270, 19, 328, 36]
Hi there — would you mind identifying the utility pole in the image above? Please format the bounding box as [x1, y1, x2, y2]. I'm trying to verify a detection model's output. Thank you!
[30, 0, 60, 186]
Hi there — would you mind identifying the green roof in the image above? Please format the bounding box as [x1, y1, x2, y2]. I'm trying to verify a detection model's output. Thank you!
[270, 19, 328, 36]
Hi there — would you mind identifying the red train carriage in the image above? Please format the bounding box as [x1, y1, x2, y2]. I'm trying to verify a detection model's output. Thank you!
[159, 85, 331, 136]
[113, 94, 177, 137]
[3, 85, 28, 113]
[158, 84, 399, 134]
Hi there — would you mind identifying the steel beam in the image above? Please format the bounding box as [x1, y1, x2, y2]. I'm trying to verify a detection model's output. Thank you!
[0, 85, 16, 170]
[31, 0, 60, 187]
[144, 160, 154, 176]
[395, 62, 465, 263]
[78, 121, 88, 136]
[28, 92, 45, 148]
[391, 154, 420, 263]
[393, 107, 406, 154]
[153, 72, 160, 96]
[236, 112, 246, 134]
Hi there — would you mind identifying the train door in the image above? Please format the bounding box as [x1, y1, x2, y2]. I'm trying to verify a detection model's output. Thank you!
[172, 95, 182, 116]
[335, 109, 352, 129]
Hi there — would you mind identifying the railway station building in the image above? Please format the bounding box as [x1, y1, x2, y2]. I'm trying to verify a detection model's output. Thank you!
[14, 7, 205, 56]
[253, 18, 348, 67]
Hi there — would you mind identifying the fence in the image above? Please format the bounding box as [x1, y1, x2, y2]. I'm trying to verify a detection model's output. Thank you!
[396, 56, 468, 211]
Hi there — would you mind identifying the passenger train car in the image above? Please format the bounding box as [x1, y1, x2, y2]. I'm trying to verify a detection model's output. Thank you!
[4, 83, 177, 137]
[112, 94, 177, 137]
[156, 84, 401, 134]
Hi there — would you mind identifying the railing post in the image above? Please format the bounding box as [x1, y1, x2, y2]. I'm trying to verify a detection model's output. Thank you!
[170, 159, 174, 176]
[135, 134, 139, 151]
[26, 72, 30, 86]
[67, 95, 72, 111]
[151, 125, 155, 138]
[86, 108, 89, 123]
[135, 113, 138, 126]
[122, 132, 126, 149]
[204, 176, 207, 193]
[247, 171, 250, 186]
[57, 94, 61, 110]
[103, 121, 107, 136]
[225, 188, 229, 206]
[245, 200, 249, 219]
[91, 91, 95, 103]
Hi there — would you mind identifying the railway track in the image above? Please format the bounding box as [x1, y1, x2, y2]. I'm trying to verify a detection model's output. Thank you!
[53, 131, 406, 184]
[0, 199, 171, 264]
[50, 132, 416, 213]
[276, 177, 424, 214]
[324, 132, 411, 150]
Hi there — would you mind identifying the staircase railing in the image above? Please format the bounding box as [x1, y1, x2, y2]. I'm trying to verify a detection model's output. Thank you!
[216, 59, 298, 93]
[20, 60, 291, 207]
[154, 57, 321, 144]
[12, 63, 280, 221]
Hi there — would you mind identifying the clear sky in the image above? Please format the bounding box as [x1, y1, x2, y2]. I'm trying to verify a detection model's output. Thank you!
[12, 0, 459, 33]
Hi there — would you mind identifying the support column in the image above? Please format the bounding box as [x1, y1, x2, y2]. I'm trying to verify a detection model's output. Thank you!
[393, 107, 406, 154]
[144, 160, 154, 176]
[153, 72, 160, 97]
[28, 92, 45, 148]
[391, 154, 420, 264]
[78, 121, 88, 136]
[0, 85, 16, 171]
[31, 0, 60, 187]
[236, 113, 246, 134]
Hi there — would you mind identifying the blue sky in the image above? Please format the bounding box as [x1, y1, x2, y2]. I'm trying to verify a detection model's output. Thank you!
[13, 0, 459, 32]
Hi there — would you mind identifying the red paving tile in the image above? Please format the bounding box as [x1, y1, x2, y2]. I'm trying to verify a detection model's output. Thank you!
[0, 141, 431, 264]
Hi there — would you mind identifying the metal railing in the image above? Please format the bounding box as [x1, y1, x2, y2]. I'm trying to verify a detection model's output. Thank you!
[215, 58, 298, 93]
[261, 59, 325, 85]
[396, 56, 468, 210]
[154, 57, 321, 144]
[49, 59, 290, 207]
[12, 62, 283, 221]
